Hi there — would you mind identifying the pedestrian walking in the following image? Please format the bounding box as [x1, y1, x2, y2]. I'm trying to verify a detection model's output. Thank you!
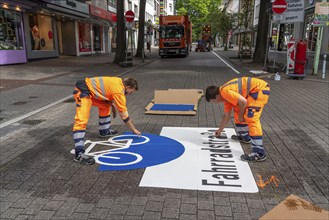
[72, 77, 141, 165]
[205, 77, 270, 162]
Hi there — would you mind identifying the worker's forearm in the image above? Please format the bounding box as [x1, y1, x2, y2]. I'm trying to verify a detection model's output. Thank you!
[125, 119, 137, 133]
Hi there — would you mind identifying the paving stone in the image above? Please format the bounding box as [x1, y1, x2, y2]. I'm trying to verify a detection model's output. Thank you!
[231, 202, 249, 213]
[16, 214, 35, 220]
[69, 212, 89, 220]
[42, 200, 65, 211]
[181, 195, 197, 204]
[54, 205, 76, 217]
[214, 205, 232, 217]
[198, 200, 214, 210]
[180, 203, 197, 214]
[164, 198, 181, 208]
[232, 212, 252, 220]
[179, 213, 197, 220]
[162, 207, 179, 218]
[96, 198, 115, 208]
[34, 210, 55, 220]
[11, 198, 33, 209]
[0, 207, 24, 219]
[88, 207, 110, 219]
[125, 205, 144, 216]
[145, 201, 163, 212]
[246, 199, 266, 209]
[22, 204, 44, 215]
[214, 197, 230, 206]
[142, 211, 161, 220]
[108, 204, 128, 215]
[75, 203, 95, 213]
[197, 210, 215, 220]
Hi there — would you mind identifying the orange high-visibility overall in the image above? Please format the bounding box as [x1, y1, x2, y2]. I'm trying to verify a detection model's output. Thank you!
[220, 77, 270, 155]
[72, 77, 129, 156]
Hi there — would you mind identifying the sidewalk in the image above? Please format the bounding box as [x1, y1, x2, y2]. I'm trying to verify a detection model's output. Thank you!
[214, 46, 328, 81]
[0, 50, 159, 91]
[0, 46, 328, 220]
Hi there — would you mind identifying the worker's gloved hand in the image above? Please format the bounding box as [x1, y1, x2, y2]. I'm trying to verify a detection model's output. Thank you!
[215, 129, 222, 138]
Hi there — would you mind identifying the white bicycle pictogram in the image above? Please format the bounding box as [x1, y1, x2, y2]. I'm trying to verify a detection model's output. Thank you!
[83, 135, 150, 166]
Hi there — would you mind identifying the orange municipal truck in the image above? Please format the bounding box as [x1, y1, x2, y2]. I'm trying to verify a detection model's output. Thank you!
[158, 15, 192, 58]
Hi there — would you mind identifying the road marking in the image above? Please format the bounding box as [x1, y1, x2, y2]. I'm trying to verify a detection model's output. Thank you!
[0, 95, 73, 129]
[0, 62, 155, 129]
[212, 51, 240, 74]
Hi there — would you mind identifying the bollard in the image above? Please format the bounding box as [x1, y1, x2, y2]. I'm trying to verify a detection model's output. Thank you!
[322, 52, 327, 79]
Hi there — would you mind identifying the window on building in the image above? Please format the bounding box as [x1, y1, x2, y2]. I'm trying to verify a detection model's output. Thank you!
[0, 9, 24, 50]
[169, 3, 172, 12]
[78, 22, 91, 52]
[134, 4, 138, 17]
[108, 0, 116, 5]
[29, 14, 54, 51]
[128, 0, 132, 10]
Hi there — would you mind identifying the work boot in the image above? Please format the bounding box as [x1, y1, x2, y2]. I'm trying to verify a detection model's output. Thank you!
[99, 129, 119, 138]
[74, 153, 95, 165]
[241, 153, 266, 162]
[231, 135, 252, 144]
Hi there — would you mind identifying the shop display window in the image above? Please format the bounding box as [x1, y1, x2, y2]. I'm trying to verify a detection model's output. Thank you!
[29, 14, 54, 51]
[0, 9, 23, 50]
[93, 25, 103, 51]
[78, 22, 91, 52]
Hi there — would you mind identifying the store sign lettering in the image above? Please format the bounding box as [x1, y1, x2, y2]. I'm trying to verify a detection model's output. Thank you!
[66, 0, 77, 8]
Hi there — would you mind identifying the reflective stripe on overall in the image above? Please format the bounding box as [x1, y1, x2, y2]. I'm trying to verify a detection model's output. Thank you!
[223, 77, 270, 155]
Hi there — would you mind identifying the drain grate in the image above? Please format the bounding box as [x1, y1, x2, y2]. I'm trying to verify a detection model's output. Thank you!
[63, 98, 75, 103]
[22, 119, 45, 125]
[29, 96, 38, 99]
[12, 101, 30, 105]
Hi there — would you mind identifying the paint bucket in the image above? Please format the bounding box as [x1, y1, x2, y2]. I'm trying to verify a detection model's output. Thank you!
[274, 73, 281, 81]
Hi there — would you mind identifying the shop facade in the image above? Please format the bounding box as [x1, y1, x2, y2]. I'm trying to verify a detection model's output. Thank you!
[0, 1, 29, 65]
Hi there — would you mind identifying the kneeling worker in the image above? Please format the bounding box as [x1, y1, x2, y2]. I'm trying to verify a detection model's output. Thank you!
[72, 77, 141, 165]
[206, 77, 270, 162]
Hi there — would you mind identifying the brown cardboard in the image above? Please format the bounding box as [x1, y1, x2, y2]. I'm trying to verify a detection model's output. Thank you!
[260, 194, 329, 220]
[145, 89, 203, 115]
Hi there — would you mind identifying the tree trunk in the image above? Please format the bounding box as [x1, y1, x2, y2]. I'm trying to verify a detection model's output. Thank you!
[252, 0, 270, 64]
[135, 0, 146, 58]
[113, 0, 126, 64]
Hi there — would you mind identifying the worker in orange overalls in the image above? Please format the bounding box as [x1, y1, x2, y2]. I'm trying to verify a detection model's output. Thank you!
[72, 77, 141, 165]
[206, 77, 270, 162]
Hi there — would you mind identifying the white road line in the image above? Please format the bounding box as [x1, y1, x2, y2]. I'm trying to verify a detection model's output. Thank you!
[0, 95, 73, 129]
[0, 63, 151, 129]
[212, 51, 240, 74]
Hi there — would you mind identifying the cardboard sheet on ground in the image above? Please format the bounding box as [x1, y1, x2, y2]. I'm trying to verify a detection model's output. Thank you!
[139, 127, 259, 193]
[260, 194, 329, 219]
[145, 89, 203, 115]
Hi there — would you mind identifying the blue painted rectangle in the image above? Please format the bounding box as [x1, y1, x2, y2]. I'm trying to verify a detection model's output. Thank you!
[150, 104, 195, 111]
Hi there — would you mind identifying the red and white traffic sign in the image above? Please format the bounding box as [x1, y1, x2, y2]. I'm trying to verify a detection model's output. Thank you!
[272, 0, 287, 14]
[125, 10, 135, 22]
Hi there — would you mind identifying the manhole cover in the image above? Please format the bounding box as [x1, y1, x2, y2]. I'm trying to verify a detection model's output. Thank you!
[12, 101, 30, 105]
[22, 119, 45, 125]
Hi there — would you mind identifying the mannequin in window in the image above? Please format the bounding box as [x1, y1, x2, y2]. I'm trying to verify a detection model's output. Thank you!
[32, 25, 40, 50]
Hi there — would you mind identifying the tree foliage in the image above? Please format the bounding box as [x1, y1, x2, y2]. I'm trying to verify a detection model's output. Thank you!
[206, 9, 235, 50]
[175, 0, 221, 40]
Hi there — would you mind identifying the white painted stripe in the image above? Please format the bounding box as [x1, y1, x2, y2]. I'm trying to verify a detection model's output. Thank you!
[273, 5, 287, 8]
[212, 51, 240, 74]
[0, 95, 73, 129]
[0, 61, 154, 129]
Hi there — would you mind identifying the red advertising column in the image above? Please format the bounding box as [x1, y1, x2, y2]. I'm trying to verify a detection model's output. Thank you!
[287, 38, 295, 74]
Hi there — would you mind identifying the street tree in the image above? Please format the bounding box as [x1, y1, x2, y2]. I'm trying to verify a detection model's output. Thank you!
[207, 9, 233, 51]
[113, 0, 126, 64]
[252, 0, 271, 64]
[135, 0, 146, 58]
[237, 0, 254, 58]
[175, 0, 221, 40]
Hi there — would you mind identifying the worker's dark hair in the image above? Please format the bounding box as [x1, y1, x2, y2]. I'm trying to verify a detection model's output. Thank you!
[123, 77, 138, 91]
[205, 86, 219, 102]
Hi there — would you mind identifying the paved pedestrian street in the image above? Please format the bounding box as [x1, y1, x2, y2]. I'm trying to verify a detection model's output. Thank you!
[0, 50, 328, 220]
